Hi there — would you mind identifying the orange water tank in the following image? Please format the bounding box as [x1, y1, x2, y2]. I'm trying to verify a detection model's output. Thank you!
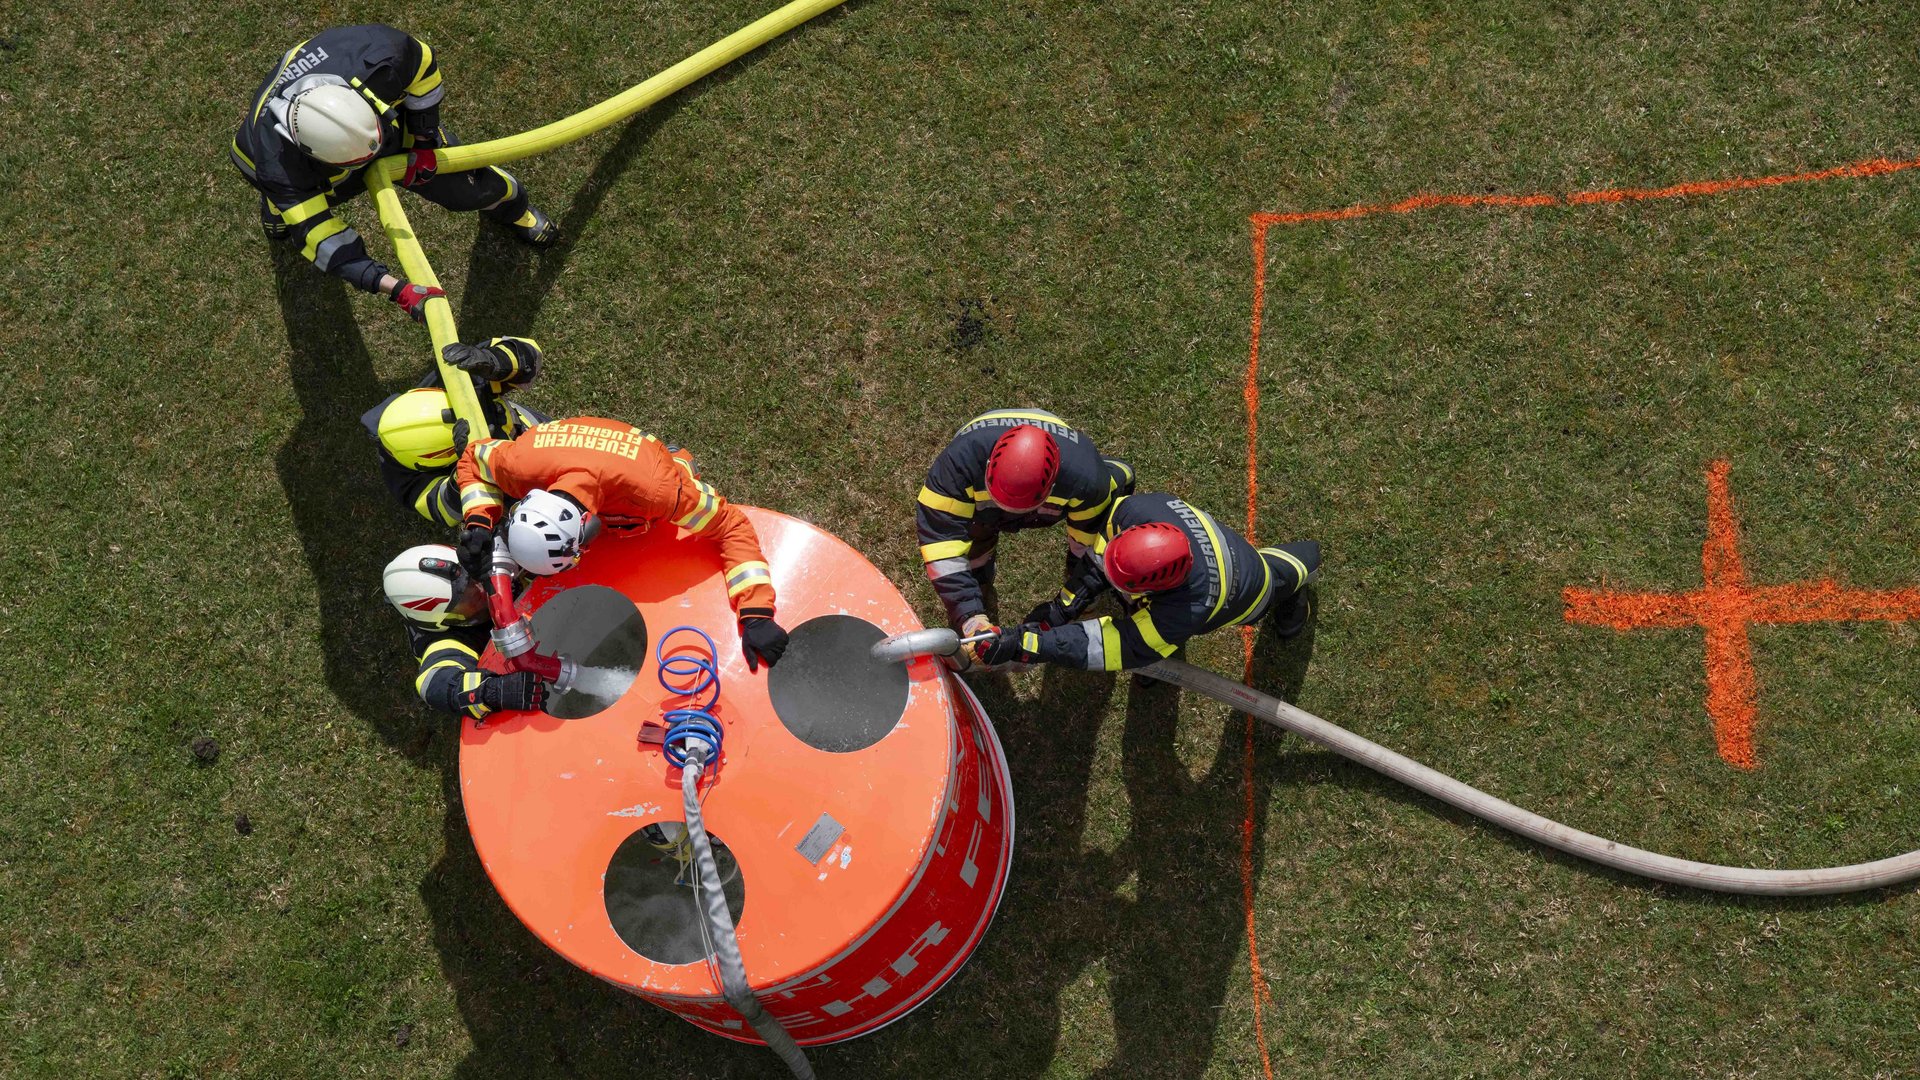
[463, 508, 1014, 1043]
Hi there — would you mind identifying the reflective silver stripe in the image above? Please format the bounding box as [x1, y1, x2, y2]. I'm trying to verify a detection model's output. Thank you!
[925, 556, 970, 580]
[405, 85, 445, 109]
[229, 147, 257, 180]
[1078, 622, 1105, 670]
[311, 227, 360, 271]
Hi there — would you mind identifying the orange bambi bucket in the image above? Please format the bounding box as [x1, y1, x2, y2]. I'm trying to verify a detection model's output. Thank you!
[462, 508, 1014, 1043]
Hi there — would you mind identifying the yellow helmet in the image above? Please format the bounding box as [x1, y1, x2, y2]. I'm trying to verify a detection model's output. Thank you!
[377, 388, 460, 470]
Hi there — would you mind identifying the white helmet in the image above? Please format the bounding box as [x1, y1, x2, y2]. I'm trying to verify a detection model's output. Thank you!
[383, 545, 484, 628]
[507, 489, 591, 576]
[285, 80, 382, 165]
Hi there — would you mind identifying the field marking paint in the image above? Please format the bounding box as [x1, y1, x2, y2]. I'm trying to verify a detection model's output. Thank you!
[1252, 154, 1920, 228]
[1563, 460, 1920, 769]
[1237, 150, 1919, 1061]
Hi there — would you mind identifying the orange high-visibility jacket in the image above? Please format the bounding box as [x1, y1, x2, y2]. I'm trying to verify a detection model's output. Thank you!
[455, 417, 776, 614]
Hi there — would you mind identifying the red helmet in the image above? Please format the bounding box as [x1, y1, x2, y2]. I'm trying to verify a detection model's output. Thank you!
[1103, 523, 1193, 593]
[984, 425, 1061, 512]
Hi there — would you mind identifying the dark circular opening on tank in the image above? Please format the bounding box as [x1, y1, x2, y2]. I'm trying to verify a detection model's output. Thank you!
[529, 584, 646, 719]
[604, 823, 746, 965]
[767, 614, 908, 753]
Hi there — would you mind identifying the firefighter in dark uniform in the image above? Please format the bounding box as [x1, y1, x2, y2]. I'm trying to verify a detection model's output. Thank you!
[916, 409, 1134, 664]
[978, 492, 1321, 672]
[230, 25, 557, 320]
[381, 544, 550, 721]
[361, 337, 549, 526]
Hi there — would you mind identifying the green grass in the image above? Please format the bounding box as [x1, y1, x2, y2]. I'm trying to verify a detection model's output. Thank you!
[5, 1, 1920, 1076]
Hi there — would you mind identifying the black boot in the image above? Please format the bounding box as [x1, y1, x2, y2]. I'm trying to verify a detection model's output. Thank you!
[1268, 585, 1315, 639]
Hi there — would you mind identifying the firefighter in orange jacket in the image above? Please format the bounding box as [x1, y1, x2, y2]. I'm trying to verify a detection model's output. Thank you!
[452, 417, 788, 669]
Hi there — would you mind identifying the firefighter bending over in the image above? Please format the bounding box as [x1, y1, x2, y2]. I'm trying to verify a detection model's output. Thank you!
[362, 337, 548, 526]
[382, 544, 550, 721]
[917, 409, 1133, 665]
[979, 492, 1321, 671]
[454, 417, 790, 670]
[231, 25, 557, 321]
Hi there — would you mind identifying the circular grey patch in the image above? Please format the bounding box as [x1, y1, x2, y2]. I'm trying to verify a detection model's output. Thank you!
[604, 824, 746, 966]
[529, 584, 646, 719]
[767, 614, 908, 753]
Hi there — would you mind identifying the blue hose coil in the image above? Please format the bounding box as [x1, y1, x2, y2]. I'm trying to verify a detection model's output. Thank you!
[658, 626, 723, 768]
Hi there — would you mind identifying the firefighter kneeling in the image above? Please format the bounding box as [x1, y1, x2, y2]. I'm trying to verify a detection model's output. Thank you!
[382, 544, 550, 721]
[978, 492, 1321, 671]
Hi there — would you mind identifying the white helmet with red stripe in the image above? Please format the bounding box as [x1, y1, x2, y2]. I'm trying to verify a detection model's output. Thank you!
[383, 544, 485, 628]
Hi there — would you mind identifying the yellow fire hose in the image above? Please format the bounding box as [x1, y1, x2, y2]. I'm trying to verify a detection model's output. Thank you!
[363, 0, 849, 430]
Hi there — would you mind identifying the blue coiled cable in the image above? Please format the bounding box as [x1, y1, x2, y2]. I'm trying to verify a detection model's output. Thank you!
[657, 625, 723, 768]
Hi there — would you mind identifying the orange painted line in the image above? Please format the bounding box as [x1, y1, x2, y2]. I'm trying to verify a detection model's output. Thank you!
[1239, 219, 1276, 1080]
[1563, 460, 1920, 769]
[1253, 155, 1920, 228]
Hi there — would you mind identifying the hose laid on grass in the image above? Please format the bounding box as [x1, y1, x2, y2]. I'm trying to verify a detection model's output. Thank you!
[1141, 659, 1920, 896]
[660, 629, 813, 1078]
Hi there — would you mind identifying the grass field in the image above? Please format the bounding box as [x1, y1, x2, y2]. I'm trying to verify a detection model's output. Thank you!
[6, 1, 1920, 1076]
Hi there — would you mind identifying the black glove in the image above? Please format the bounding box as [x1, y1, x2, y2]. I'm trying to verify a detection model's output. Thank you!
[979, 624, 1043, 667]
[459, 523, 494, 589]
[458, 671, 549, 715]
[1022, 599, 1071, 630]
[739, 615, 789, 672]
[444, 341, 515, 383]
[451, 418, 471, 459]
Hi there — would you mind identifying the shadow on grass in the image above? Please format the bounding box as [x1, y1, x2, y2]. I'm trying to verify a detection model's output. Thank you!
[270, 248, 439, 760]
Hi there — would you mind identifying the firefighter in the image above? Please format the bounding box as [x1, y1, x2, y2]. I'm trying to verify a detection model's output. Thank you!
[916, 409, 1134, 665]
[452, 417, 790, 670]
[977, 491, 1321, 672]
[362, 337, 549, 526]
[231, 24, 557, 320]
[382, 544, 550, 722]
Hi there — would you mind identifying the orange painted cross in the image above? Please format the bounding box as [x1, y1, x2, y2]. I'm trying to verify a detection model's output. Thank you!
[1564, 460, 1920, 769]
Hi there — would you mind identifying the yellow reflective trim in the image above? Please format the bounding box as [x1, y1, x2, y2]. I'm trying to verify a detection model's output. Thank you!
[968, 487, 995, 505]
[230, 138, 256, 171]
[1045, 495, 1069, 506]
[1066, 524, 1098, 548]
[412, 42, 438, 89]
[472, 441, 501, 483]
[279, 192, 331, 226]
[1269, 547, 1311, 588]
[1130, 608, 1179, 657]
[253, 41, 306, 122]
[920, 540, 971, 562]
[676, 488, 720, 532]
[969, 408, 1064, 428]
[1229, 558, 1274, 627]
[1102, 496, 1132, 538]
[726, 561, 770, 586]
[1067, 500, 1109, 521]
[1100, 620, 1124, 671]
[1020, 631, 1040, 653]
[423, 639, 480, 663]
[917, 486, 975, 519]
[460, 485, 503, 509]
[1191, 510, 1234, 623]
[299, 216, 347, 262]
[412, 486, 437, 519]
[727, 572, 773, 598]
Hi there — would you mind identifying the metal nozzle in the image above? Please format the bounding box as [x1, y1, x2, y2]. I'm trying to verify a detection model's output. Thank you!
[869, 628, 995, 664]
[491, 615, 538, 659]
[552, 655, 579, 695]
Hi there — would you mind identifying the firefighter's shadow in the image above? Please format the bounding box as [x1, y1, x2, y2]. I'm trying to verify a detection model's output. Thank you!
[270, 250, 440, 760]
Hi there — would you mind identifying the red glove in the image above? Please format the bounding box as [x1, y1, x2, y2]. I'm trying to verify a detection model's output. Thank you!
[392, 283, 444, 322]
[400, 148, 438, 188]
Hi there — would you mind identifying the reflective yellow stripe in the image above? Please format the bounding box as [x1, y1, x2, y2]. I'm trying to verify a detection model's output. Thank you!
[253, 41, 306, 121]
[230, 138, 256, 171]
[412, 485, 437, 520]
[349, 76, 394, 114]
[917, 486, 975, 518]
[1020, 631, 1040, 654]
[1068, 500, 1110, 521]
[727, 567, 773, 598]
[1100, 620, 1124, 671]
[1229, 558, 1274, 627]
[411, 42, 438, 91]
[676, 486, 721, 533]
[298, 216, 347, 262]
[920, 540, 971, 562]
[1269, 547, 1311, 588]
[969, 408, 1064, 428]
[415, 657, 469, 696]
[1130, 609, 1179, 657]
[967, 487, 995, 505]
[423, 639, 480, 663]
[279, 193, 331, 226]
[472, 441, 501, 483]
[1192, 511, 1234, 623]
[1066, 524, 1098, 548]
[460, 485, 503, 510]
[726, 561, 770, 587]
[1102, 496, 1132, 538]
